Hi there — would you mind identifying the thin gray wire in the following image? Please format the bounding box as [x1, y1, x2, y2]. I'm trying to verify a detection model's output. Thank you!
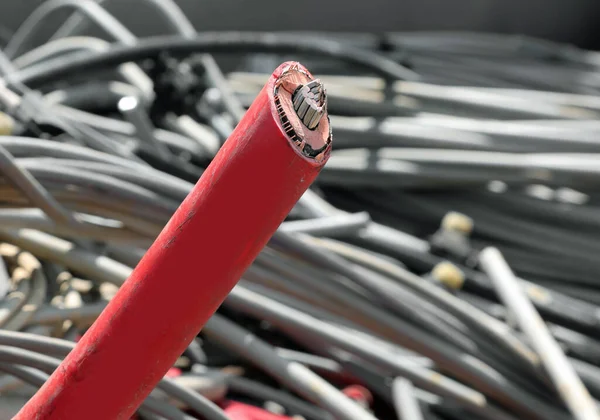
[0, 208, 151, 245]
[0, 363, 50, 394]
[0, 334, 230, 420]
[0, 137, 149, 172]
[0, 229, 133, 286]
[392, 377, 425, 420]
[226, 284, 487, 410]
[0, 253, 10, 299]
[204, 313, 378, 420]
[50, 0, 245, 123]
[0, 144, 75, 225]
[3, 262, 46, 331]
[4, 0, 137, 58]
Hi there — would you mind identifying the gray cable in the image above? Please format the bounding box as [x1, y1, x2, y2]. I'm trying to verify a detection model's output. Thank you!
[0, 345, 61, 373]
[156, 378, 231, 420]
[0, 137, 150, 172]
[50, 0, 245, 123]
[0, 208, 150, 244]
[392, 378, 425, 420]
[140, 397, 197, 420]
[225, 375, 332, 420]
[4, 0, 137, 58]
[28, 303, 108, 329]
[52, 105, 216, 158]
[0, 144, 75, 225]
[0, 229, 132, 286]
[12, 36, 152, 98]
[204, 313, 378, 420]
[18, 162, 179, 214]
[46, 80, 144, 109]
[479, 247, 598, 420]
[226, 284, 487, 410]
[118, 96, 173, 161]
[0, 333, 230, 420]
[306, 235, 538, 369]
[16, 158, 192, 200]
[0, 252, 10, 299]
[0, 270, 30, 328]
[0, 362, 49, 388]
[280, 212, 371, 237]
[2, 253, 46, 331]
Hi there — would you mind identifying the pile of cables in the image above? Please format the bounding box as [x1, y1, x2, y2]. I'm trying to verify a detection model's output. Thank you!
[2, 1, 600, 419]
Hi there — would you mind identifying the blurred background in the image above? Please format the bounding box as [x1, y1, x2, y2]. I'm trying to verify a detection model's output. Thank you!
[3, 2, 600, 420]
[3, 0, 600, 48]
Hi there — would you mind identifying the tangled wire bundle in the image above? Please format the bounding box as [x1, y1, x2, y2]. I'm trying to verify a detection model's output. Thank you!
[2, 1, 600, 419]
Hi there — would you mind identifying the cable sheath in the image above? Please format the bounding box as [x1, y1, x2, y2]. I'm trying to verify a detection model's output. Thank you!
[13, 61, 331, 420]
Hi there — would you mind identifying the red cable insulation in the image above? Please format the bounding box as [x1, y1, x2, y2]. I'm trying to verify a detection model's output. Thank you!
[14, 61, 331, 420]
[222, 401, 294, 420]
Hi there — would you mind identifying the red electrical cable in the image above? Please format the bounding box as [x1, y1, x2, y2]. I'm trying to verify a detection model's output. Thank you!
[342, 385, 373, 408]
[14, 61, 332, 420]
[222, 401, 295, 420]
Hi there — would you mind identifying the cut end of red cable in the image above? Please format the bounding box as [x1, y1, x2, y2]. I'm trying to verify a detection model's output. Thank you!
[272, 61, 332, 164]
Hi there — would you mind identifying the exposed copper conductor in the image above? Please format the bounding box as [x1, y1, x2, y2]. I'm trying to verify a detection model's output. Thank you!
[273, 63, 332, 162]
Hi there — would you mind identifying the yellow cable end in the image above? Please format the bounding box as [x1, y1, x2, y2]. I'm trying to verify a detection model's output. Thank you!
[431, 261, 465, 290]
[0, 112, 14, 136]
[441, 211, 473, 235]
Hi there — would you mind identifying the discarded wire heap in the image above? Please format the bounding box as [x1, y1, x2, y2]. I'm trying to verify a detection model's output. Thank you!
[2, 2, 600, 420]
